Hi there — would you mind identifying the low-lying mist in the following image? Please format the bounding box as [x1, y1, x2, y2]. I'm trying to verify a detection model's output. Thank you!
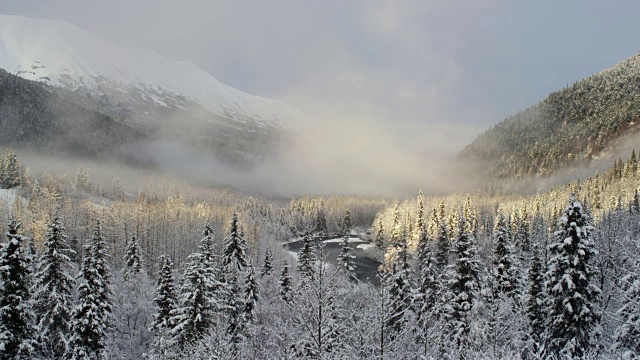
[123, 112, 481, 198]
[13, 112, 482, 199]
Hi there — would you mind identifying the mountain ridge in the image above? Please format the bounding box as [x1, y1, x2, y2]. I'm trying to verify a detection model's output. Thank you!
[461, 51, 640, 180]
[0, 13, 301, 130]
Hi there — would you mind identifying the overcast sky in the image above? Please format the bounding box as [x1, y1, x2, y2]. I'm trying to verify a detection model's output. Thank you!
[2, 0, 640, 153]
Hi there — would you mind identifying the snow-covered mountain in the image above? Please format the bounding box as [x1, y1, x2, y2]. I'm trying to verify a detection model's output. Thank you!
[0, 14, 300, 130]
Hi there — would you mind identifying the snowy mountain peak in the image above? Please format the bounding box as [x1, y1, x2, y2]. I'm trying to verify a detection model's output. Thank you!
[0, 14, 301, 129]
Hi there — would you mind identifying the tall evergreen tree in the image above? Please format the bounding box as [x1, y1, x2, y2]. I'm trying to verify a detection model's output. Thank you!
[169, 251, 216, 350]
[337, 235, 356, 278]
[527, 242, 546, 347]
[414, 190, 426, 244]
[341, 208, 351, 236]
[315, 199, 328, 236]
[151, 254, 177, 332]
[612, 259, 640, 357]
[69, 220, 114, 359]
[443, 215, 481, 352]
[297, 234, 316, 283]
[122, 235, 143, 281]
[435, 219, 450, 270]
[221, 213, 250, 348]
[492, 207, 519, 298]
[390, 203, 401, 246]
[545, 196, 601, 358]
[386, 231, 413, 336]
[221, 212, 249, 274]
[0, 220, 36, 359]
[414, 229, 438, 340]
[32, 215, 76, 359]
[375, 217, 385, 250]
[279, 258, 294, 303]
[243, 265, 260, 323]
[199, 221, 222, 307]
[260, 247, 274, 276]
[517, 204, 531, 253]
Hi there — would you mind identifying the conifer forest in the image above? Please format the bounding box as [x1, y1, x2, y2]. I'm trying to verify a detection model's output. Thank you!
[0, 147, 639, 359]
[2, 3, 640, 359]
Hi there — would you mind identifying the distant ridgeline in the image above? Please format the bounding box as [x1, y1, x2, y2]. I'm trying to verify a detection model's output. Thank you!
[0, 68, 287, 167]
[461, 52, 640, 179]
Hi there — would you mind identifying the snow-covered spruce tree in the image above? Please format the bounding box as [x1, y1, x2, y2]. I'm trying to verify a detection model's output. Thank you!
[243, 265, 260, 323]
[201, 220, 216, 259]
[199, 221, 223, 310]
[69, 220, 114, 359]
[148, 254, 178, 358]
[122, 235, 143, 281]
[297, 233, 316, 284]
[169, 251, 216, 350]
[337, 235, 356, 278]
[0, 219, 36, 359]
[221, 212, 250, 274]
[386, 230, 413, 337]
[545, 196, 601, 358]
[414, 190, 426, 247]
[279, 258, 294, 303]
[435, 218, 450, 271]
[69, 236, 80, 264]
[341, 208, 351, 236]
[414, 228, 438, 346]
[492, 207, 520, 298]
[32, 215, 76, 359]
[152, 254, 177, 332]
[442, 215, 481, 353]
[260, 248, 273, 276]
[220, 212, 251, 350]
[315, 199, 328, 236]
[375, 217, 385, 250]
[389, 203, 401, 246]
[612, 243, 640, 357]
[517, 204, 531, 253]
[526, 241, 546, 349]
[260, 247, 274, 276]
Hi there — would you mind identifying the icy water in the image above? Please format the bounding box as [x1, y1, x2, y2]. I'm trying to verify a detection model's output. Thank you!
[283, 235, 382, 286]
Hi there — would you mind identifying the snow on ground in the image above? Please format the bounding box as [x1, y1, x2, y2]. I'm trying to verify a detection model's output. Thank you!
[323, 237, 363, 244]
[285, 251, 299, 262]
[356, 243, 375, 251]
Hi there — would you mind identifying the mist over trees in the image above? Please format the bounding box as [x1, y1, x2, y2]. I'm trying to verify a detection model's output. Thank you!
[0, 147, 639, 358]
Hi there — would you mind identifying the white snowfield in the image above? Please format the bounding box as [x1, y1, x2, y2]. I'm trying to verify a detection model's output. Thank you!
[0, 14, 301, 129]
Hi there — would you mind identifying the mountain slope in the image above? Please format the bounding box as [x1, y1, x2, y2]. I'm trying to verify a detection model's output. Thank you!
[0, 14, 304, 167]
[461, 52, 640, 179]
[0, 68, 142, 159]
[0, 14, 300, 129]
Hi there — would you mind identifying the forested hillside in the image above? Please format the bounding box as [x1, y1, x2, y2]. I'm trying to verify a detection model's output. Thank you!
[461, 52, 640, 179]
[0, 148, 639, 358]
[0, 69, 143, 159]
